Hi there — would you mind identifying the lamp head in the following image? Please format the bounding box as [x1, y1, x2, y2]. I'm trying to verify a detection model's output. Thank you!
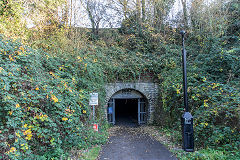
[180, 30, 186, 36]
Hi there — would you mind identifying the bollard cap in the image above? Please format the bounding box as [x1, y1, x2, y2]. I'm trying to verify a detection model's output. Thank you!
[182, 112, 193, 119]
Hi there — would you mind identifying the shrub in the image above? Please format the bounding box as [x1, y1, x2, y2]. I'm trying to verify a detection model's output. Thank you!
[0, 35, 108, 159]
[157, 35, 240, 152]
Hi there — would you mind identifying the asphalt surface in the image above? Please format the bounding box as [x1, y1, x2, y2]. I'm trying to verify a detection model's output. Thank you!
[98, 123, 177, 160]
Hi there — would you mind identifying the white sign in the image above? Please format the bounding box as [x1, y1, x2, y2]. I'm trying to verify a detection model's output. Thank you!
[89, 93, 98, 106]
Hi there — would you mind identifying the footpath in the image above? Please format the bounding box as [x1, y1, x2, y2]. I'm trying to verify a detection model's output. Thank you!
[98, 125, 177, 160]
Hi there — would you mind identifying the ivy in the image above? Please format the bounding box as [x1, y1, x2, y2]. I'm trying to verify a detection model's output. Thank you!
[0, 35, 108, 159]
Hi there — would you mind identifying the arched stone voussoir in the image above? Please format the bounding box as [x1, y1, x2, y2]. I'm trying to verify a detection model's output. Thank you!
[105, 83, 158, 124]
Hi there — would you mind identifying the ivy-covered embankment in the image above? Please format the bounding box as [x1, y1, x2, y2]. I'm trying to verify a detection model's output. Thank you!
[0, 35, 108, 159]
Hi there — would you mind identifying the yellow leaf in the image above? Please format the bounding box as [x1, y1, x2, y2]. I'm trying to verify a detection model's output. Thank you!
[51, 94, 58, 103]
[62, 117, 68, 121]
[0, 67, 3, 73]
[9, 111, 13, 115]
[28, 125, 34, 129]
[176, 89, 180, 94]
[203, 77, 206, 82]
[25, 135, 32, 140]
[16, 104, 20, 108]
[9, 147, 16, 153]
[9, 55, 13, 61]
[16, 132, 20, 137]
[23, 129, 31, 136]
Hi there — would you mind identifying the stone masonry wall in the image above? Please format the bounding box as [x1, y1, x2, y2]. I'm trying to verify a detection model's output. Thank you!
[105, 83, 158, 124]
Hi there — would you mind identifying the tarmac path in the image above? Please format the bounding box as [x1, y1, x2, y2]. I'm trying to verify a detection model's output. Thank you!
[98, 124, 177, 160]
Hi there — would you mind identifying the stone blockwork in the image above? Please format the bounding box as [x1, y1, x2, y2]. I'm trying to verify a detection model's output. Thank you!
[105, 83, 158, 124]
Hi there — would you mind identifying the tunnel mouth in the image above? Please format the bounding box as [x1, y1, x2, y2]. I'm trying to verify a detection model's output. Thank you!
[107, 89, 148, 125]
[115, 98, 138, 126]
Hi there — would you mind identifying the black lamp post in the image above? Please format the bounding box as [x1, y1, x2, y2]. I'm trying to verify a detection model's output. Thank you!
[180, 31, 194, 152]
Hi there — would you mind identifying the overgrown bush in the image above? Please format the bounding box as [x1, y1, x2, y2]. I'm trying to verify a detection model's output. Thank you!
[0, 35, 108, 159]
[157, 35, 240, 154]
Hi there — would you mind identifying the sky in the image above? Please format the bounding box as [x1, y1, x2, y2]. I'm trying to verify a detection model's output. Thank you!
[67, 0, 123, 28]
[26, 0, 215, 29]
[68, 0, 190, 28]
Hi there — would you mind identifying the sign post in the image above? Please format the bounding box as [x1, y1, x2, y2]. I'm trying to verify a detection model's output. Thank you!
[89, 93, 98, 132]
[180, 31, 194, 152]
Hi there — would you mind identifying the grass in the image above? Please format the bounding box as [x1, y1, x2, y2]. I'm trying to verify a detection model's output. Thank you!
[174, 148, 240, 160]
[155, 127, 240, 160]
[80, 146, 101, 160]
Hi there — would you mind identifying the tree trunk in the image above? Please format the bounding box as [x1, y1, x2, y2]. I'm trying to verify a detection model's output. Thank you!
[86, 2, 96, 35]
[70, 0, 73, 27]
[142, 0, 146, 22]
[63, 1, 69, 27]
[153, 0, 161, 30]
[181, 0, 188, 29]
[136, 0, 141, 24]
[123, 0, 127, 18]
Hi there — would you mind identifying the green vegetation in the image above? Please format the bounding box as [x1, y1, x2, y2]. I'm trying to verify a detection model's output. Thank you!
[0, 0, 239, 159]
[81, 146, 101, 160]
[176, 149, 240, 160]
[157, 127, 240, 159]
[0, 35, 108, 159]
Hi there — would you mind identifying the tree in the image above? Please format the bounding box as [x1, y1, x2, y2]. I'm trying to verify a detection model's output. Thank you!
[136, 0, 141, 24]
[189, 0, 232, 38]
[180, 0, 188, 29]
[81, 0, 109, 36]
[151, 0, 175, 30]
[142, 0, 146, 22]
[123, 0, 128, 18]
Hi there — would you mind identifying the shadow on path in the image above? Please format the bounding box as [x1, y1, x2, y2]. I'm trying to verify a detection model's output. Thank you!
[98, 125, 177, 160]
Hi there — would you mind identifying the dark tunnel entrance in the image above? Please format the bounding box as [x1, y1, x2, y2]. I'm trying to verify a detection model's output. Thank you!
[107, 89, 148, 125]
[115, 99, 138, 125]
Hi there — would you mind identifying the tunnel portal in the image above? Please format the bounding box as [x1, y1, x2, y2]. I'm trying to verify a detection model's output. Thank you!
[107, 89, 147, 125]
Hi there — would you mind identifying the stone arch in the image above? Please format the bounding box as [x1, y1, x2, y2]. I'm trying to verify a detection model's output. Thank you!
[105, 83, 158, 124]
